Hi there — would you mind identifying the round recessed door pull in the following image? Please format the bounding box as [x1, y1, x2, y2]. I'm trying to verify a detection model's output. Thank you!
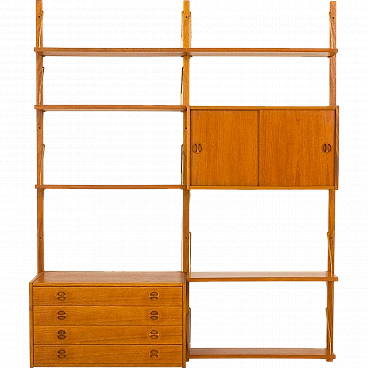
[322, 143, 332, 153]
[192, 143, 203, 154]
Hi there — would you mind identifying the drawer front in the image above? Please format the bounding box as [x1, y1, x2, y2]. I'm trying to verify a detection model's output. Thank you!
[34, 345, 182, 365]
[33, 306, 182, 326]
[34, 326, 182, 345]
[33, 286, 182, 306]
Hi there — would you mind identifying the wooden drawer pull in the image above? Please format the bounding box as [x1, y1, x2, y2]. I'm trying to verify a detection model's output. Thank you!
[149, 329, 159, 339]
[57, 291, 66, 301]
[57, 311, 66, 320]
[58, 349, 66, 359]
[150, 349, 159, 358]
[150, 291, 159, 301]
[150, 311, 159, 320]
[58, 330, 67, 340]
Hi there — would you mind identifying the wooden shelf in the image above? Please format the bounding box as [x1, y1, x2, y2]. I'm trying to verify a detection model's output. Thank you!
[190, 106, 337, 110]
[187, 272, 338, 282]
[190, 186, 335, 190]
[35, 47, 337, 58]
[32, 271, 185, 287]
[35, 185, 184, 190]
[189, 348, 336, 360]
[188, 48, 337, 57]
[35, 46, 185, 58]
[34, 105, 186, 112]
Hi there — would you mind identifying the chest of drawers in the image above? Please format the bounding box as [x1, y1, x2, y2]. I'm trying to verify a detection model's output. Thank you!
[30, 271, 186, 367]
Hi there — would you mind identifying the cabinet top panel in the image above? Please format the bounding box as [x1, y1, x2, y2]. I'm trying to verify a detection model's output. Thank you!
[190, 106, 337, 110]
[32, 271, 185, 287]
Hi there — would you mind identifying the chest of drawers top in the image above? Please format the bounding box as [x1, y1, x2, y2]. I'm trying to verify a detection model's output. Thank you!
[32, 271, 185, 287]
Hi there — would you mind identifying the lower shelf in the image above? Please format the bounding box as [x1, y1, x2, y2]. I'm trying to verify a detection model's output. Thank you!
[189, 348, 335, 360]
[187, 271, 338, 282]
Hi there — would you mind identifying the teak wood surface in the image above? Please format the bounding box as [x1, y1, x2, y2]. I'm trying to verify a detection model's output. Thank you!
[34, 326, 183, 345]
[34, 345, 182, 365]
[33, 286, 183, 306]
[31, 0, 338, 366]
[190, 110, 259, 186]
[33, 306, 183, 326]
[260, 109, 335, 187]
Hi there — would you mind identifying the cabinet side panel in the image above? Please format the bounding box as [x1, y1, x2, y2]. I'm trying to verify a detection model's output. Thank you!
[29, 282, 34, 368]
[260, 110, 335, 187]
[190, 110, 259, 186]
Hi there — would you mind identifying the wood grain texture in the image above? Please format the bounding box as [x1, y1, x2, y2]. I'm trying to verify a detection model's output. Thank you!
[34, 47, 338, 58]
[187, 48, 337, 57]
[189, 348, 336, 359]
[34, 345, 182, 365]
[327, 282, 334, 357]
[33, 306, 182, 326]
[329, 2, 337, 106]
[34, 48, 186, 57]
[181, 0, 192, 48]
[190, 186, 334, 190]
[187, 271, 338, 282]
[191, 110, 259, 186]
[182, 278, 188, 365]
[33, 271, 185, 286]
[33, 287, 182, 306]
[330, 3, 337, 49]
[328, 189, 335, 274]
[35, 185, 184, 190]
[182, 189, 190, 274]
[260, 110, 335, 186]
[28, 282, 34, 368]
[329, 58, 336, 105]
[34, 326, 182, 345]
[34, 105, 186, 112]
[335, 106, 339, 189]
[190, 106, 336, 110]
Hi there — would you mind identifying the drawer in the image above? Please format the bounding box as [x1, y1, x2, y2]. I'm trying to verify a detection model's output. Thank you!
[34, 345, 182, 366]
[33, 286, 182, 306]
[34, 326, 182, 345]
[33, 306, 182, 326]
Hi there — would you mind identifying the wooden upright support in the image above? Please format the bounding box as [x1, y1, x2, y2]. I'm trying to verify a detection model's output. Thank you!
[327, 1, 336, 362]
[36, 0, 44, 274]
[182, 2, 191, 366]
[329, 2, 337, 107]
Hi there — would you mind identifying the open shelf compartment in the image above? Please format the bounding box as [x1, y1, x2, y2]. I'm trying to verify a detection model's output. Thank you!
[187, 271, 338, 282]
[189, 348, 335, 360]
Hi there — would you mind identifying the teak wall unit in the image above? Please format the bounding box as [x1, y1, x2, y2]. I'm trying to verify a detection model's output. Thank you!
[30, 1, 338, 366]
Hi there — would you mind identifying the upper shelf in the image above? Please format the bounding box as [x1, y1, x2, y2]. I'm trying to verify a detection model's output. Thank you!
[35, 47, 338, 58]
[189, 48, 338, 57]
[35, 105, 186, 112]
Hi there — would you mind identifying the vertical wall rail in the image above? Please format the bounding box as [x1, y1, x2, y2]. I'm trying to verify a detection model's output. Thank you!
[36, 0, 44, 274]
[327, 189, 335, 359]
[328, 0, 338, 106]
[326, 0, 340, 356]
[182, 1, 191, 366]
